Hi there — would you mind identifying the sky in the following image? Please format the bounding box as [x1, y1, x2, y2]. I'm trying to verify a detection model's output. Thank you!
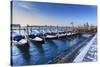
[12, 1, 97, 26]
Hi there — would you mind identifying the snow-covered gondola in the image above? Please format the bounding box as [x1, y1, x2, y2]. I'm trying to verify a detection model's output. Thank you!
[57, 32, 67, 38]
[45, 32, 58, 39]
[26, 29, 45, 44]
[28, 34, 44, 44]
[29, 37, 44, 44]
[12, 34, 29, 48]
[45, 35, 58, 39]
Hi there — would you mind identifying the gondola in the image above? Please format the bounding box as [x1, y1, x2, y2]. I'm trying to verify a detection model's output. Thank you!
[28, 33, 44, 44]
[12, 35, 29, 48]
[57, 32, 67, 38]
[45, 32, 58, 40]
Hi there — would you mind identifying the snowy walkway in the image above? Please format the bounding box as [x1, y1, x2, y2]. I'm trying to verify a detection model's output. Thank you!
[73, 34, 97, 62]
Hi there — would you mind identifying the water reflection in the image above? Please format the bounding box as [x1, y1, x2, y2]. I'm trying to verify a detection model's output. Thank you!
[43, 39, 58, 63]
[33, 42, 46, 64]
[16, 44, 30, 65]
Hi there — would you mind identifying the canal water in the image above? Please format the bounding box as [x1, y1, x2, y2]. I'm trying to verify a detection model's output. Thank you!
[11, 34, 93, 66]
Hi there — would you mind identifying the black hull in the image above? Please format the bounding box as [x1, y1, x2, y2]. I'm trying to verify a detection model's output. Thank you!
[45, 36, 58, 40]
[15, 42, 29, 49]
[58, 35, 67, 39]
[30, 39, 44, 44]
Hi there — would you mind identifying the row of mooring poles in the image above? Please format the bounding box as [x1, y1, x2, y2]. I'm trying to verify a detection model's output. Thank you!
[11, 24, 21, 35]
[25, 25, 75, 36]
[12, 24, 75, 36]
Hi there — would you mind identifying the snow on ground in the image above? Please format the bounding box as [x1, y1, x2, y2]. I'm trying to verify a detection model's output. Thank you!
[73, 34, 97, 62]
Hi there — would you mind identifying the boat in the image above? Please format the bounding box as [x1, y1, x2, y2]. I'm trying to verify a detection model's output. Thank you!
[66, 32, 72, 36]
[57, 32, 67, 38]
[28, 34, 44, 44]
[12, 35, 29, 47]
[45, 32, 58, 39]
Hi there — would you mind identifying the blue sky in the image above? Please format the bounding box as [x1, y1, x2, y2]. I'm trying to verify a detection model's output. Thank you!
[12, 1, 97, 26]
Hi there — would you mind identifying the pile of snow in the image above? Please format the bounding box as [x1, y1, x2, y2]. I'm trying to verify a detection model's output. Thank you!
[67, 33, 71, 35]
[71, 33, 75, 35]
[32, 37, 43, 41]
[12, 40, 17, 44]
[12, 39, 27, 45]
[46, 35, 57, 38]
[58, 33, 66, 37]
[19, 39, 27, 45]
